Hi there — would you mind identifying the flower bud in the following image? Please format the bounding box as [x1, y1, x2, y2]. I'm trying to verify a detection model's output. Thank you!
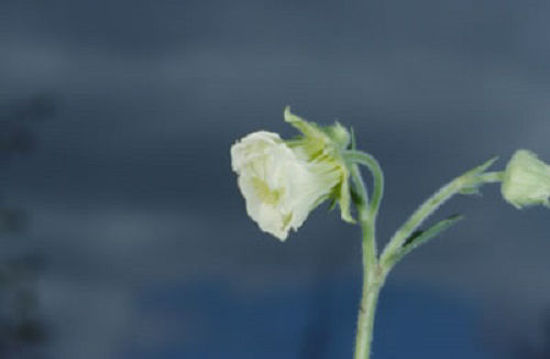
[501, 149, 550, 209]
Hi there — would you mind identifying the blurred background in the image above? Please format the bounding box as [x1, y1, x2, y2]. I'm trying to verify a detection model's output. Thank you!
[1, 0, 550, 358]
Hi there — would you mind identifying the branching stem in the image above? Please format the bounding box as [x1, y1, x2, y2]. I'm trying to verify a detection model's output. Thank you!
[346, 151, 502, 359]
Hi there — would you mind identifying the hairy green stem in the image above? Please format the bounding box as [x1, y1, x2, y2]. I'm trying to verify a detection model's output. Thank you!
[354, 205, 387, 359]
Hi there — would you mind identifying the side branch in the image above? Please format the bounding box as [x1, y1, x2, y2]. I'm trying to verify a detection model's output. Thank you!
[380, 157, 501, 268]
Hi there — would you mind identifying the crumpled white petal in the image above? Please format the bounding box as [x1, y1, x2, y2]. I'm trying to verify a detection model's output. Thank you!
[231, 131, 339, 241]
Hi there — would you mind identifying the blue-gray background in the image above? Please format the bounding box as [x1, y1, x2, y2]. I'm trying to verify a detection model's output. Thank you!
[1, 0, 550, 358]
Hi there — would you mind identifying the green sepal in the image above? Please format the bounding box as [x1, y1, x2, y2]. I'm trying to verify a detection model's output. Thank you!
[327, 198, 338, 211]
[338, 176, 355, 223]
[284, 107, 328, 144]
[284, 106, 350, 150]
[284, 106, 354, 224]
[323, 121, 351, 150]
[459, 156, 499, 195]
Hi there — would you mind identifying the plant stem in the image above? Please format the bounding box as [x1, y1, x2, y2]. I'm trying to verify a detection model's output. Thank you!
[354, 275, 382, 359]
[354, 217, 385, 359]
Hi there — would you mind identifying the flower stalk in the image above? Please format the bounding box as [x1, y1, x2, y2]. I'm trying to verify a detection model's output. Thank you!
[353, 204, 384, 359]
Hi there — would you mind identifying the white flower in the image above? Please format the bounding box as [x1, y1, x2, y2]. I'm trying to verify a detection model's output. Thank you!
[501, 149, 550, 209]
[231, 131, 341, 240]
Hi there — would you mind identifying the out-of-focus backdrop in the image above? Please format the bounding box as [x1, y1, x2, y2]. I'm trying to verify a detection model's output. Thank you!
[1, 0, 550, 358]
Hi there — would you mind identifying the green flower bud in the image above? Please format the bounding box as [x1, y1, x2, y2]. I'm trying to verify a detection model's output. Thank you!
[501, 149, 550, 209]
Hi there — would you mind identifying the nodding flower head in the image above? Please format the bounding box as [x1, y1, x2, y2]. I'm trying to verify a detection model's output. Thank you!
[230, 108, 353, 241]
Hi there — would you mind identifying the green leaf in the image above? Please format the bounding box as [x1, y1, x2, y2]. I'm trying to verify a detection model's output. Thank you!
[389, 214, 464, 265]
